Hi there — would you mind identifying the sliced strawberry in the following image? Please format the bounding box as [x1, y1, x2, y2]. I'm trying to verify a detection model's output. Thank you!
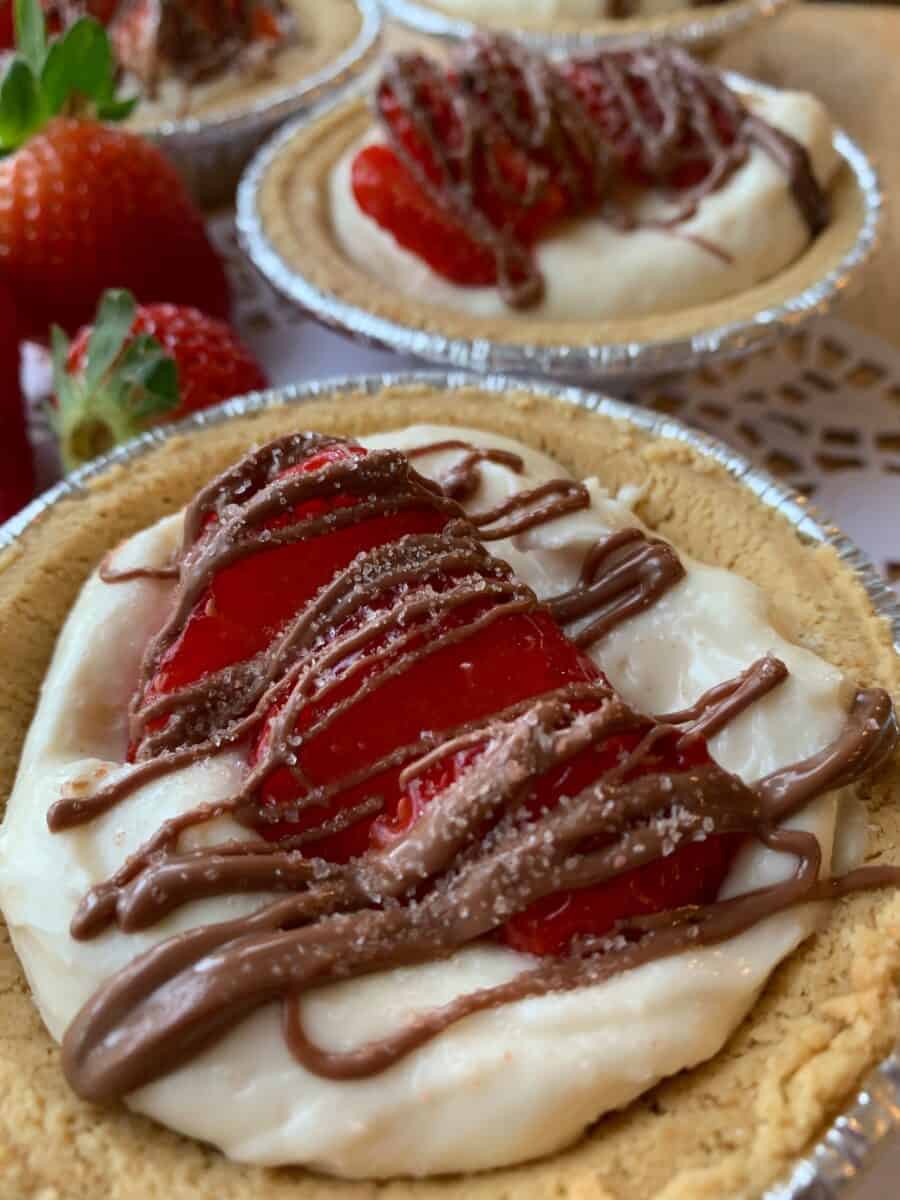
[562, 58, 741, 194]
[139, 442, 739, 955]
[250, 5, 282, 40]
[377, 71, 461, 189]
[355, 47, 749, 285]
[356, 71, 574, 288]
[352, 145, 498, 288]
[140, 444, 445, 699]
[504, 831, 737, 957]
[501, 731, 735, 957]
[254, 602, 600, 860]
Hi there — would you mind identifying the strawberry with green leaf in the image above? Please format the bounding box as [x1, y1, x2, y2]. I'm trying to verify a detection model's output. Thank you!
[51, 289, 268, 471]
[0, 0, 230, 337]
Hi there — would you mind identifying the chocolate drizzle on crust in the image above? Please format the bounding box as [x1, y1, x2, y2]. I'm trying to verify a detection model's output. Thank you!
[51, 434, 898, 1105]
[375, 38, 829, 310]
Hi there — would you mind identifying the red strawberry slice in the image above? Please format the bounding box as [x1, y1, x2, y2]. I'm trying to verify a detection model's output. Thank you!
[141, 444, 445, 697]
[352, 145, 498, 288]
[351, 70, 573, 289]
[137, 442, 739, 954]
[561, 58, 741, 194]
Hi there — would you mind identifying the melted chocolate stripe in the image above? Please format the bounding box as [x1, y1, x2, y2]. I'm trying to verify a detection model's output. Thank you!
[407, 441, 525, 502]
[472, 479, 591, 540]
[757, 688, 898, 822]
[658, 655, 790, 747]
[547, 528, 686, 647]
[99, 557, 179, 584]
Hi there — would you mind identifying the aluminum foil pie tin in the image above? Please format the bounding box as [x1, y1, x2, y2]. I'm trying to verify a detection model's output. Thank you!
[382, 0, 793, 54]
[235, 78, 882, 387]
[143, 0, 382, 208]
[2, 370, 898, 1198]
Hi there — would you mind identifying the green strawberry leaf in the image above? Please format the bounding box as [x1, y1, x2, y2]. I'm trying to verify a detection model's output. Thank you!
[0, 2, 139, 154]
[116, 335, 180, 421]
[51, 292, 181, 471]
[14, 0, 46, 76]
[83, 289, 137, 391]
[0, 57, 42, 149]
[41, 17, 130, 114]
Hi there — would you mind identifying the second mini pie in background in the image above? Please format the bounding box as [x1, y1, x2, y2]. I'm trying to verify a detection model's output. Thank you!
[243, 35, 875, 374]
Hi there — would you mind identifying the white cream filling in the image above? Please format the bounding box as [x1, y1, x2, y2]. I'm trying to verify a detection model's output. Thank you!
[330, 87, 839, 321]
[0, 426, 858, 1178]
[424, 0, 689, 21]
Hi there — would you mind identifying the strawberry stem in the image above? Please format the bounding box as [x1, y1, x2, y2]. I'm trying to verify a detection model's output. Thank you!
[51, 289, 180, 472]
[68, 415, 117, 464]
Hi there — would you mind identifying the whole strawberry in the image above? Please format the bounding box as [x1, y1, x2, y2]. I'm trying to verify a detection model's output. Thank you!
[0, 280, 35, 521]
[0, 0, 230, 337]
[52, 289, 268, 470]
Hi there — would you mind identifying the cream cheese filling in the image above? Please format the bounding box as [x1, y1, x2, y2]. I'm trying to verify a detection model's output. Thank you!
[0, 426, 856, 1178]
[329, 87, 839, 322]
[422, 0, 692, 22]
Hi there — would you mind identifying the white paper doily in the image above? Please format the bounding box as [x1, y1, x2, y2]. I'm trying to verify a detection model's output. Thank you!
[208, 215, 900, 593]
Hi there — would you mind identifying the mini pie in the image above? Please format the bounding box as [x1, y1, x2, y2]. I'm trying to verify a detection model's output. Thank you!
[0, 380, 898, 1200]
[55, 0, 367, 128]
[250, 36, 868, 356]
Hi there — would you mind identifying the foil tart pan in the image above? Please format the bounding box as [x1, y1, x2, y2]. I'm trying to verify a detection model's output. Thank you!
[235, 79, 882, 386]
[1, 370, 898, 1197]
[140, 0, 382, 208]
[382, 0, 792, 54]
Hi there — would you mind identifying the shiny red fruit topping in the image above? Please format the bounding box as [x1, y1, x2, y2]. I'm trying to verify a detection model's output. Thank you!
[351, 50, 744, 287]
[561, 60, 741, 194]
[350, 72, 571, 290]
[137, 443, 738, 955]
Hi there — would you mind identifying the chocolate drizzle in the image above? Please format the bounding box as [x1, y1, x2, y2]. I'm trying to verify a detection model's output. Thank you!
[376, 38, 830, 309]
[110, 0, 296, 96]
[99, 553, 179, 584]
[547, 528, 686, 648]
[407, 439, 525, 501]
[50, 434, 898, 1107]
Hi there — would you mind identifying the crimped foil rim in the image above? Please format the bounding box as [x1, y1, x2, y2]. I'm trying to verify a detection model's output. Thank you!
[382, 0, 792, 52]
[138, 0, 382, 145]
[235, 77, 883, 383]
[1, 370, 897, 1199]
